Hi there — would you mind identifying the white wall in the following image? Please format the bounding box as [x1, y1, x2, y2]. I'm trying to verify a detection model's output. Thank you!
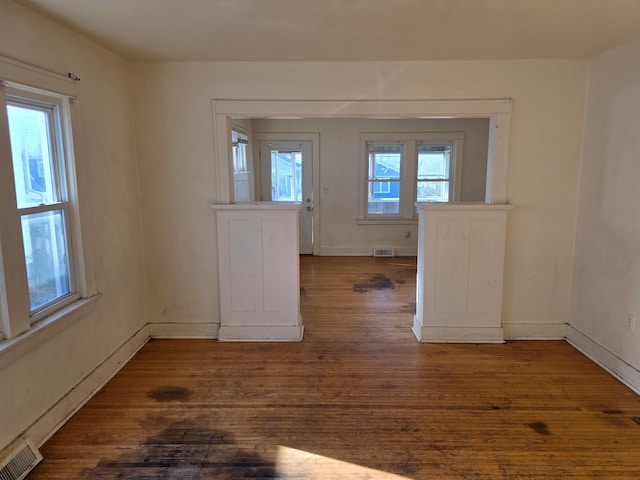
[251, 117, 489, 255]
[132, 60, 588, 337]
[0, 1, 146, 452]
[567, 39, 640, 391]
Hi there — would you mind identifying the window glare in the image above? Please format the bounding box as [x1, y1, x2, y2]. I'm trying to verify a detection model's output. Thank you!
[7, 104, 57, 208]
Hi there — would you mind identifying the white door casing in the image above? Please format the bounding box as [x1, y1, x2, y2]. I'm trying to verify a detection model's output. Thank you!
[259, 140, 314, 254]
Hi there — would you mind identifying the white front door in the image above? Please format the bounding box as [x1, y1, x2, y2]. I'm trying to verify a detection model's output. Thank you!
[259, 140, 313, 254]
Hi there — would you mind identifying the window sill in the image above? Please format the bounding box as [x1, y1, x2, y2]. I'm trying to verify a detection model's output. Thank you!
[356, 217, 419, 225]
[0, 294, 101, 372]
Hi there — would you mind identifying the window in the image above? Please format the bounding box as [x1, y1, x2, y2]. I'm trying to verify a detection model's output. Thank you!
[366, 142, 403, 215]
[417, 142, 454, 203]
[271, 149, 302, 202]
[232, 130, 248, 172]
[359, 132, 464, 221]
[0, 76, 88, 341]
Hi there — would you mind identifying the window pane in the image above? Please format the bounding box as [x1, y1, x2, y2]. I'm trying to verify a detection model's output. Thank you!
[418, 144, 451, 180]
[368, 180, 400, 214]
[367, 142, 402, 215]
[368, 143, 401, 180]
[417, 180, 450, 203]
[7, 104, 58, 208]
[271, 150, 302, 201]
[21, 210, 71, 312]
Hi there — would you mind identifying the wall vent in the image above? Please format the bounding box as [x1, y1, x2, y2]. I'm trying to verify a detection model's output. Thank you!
[0, 439, 42, 480]
[373, 248, 395, 258]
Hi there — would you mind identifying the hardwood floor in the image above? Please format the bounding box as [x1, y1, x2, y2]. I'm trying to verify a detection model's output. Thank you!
[31, 256, 640, 479]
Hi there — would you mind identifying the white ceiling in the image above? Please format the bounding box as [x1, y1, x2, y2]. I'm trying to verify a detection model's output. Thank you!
[17, 0, 640, 62]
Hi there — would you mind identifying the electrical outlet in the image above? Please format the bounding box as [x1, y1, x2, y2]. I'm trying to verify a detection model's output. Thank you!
[627, 314, 636, 331]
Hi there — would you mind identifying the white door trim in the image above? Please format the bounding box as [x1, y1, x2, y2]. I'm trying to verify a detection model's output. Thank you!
[253, 132, 320, 255]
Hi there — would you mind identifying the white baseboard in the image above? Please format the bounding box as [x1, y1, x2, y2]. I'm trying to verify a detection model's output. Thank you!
[316, 246, 418, 256]
[503, 322, 567, 340]
[412, 317, 504, 343]
[148, 322, 220, 338]
[28, 325, 150, 447]
[218, 324, 304, 342]
[565, 325, 640, 396]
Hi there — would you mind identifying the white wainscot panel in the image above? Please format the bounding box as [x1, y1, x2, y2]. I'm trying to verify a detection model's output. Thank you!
[212, 202, 303, 341]
[413, 203, 511, 343]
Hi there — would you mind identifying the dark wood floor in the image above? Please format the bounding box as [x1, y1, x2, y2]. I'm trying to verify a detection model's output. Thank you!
[31, 256, 640, 479]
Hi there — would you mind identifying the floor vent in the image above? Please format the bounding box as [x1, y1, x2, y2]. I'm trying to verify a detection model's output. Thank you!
[373, 248, 395, 257]
[0, 439, 42, 480]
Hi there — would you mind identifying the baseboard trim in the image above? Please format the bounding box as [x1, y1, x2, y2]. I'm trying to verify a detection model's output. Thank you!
[218, 324, 304, 342]
[566, 324, 640, 396]
[413, 317, 504, 343]
[503, 322, 567, 340]
[316, 246, 417, 256]
[148, 322, 220, 338]
[27, 325, 150, 447]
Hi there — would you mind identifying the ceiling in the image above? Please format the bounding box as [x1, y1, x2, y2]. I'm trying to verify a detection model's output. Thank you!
[17, 0, 640, 62]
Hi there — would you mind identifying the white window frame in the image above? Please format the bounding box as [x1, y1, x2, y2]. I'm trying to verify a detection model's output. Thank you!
[0, 57, 95, 343]
[358, 132, 464, 223]
[231, 129, 248, 172]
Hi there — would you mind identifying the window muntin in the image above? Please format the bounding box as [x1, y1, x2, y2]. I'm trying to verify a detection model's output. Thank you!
[5, 88, 78, 321]
[367, 142, 403, 215]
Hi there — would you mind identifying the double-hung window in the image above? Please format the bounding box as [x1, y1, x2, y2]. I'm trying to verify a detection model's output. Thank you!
[359, 132, 464, 222]
[366, 142, 403, 215]
[0, 70, 89, 341]
[416, 142, 455, 203]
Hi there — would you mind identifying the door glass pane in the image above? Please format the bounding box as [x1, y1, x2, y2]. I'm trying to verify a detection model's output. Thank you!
[367, 143, 402, 215]
[21, 210, 71, 312]
[7, 105, 58, 208]
[271, 150, 302, 201]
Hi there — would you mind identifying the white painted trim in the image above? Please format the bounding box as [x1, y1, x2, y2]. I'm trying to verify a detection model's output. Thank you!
[252, 132, 321, 255]
[412, 317, 504, 343]
[218, 324, 304, 342]
[0, 295, 101, 372]
[503, 322, 566, 340]
[317, 246, 417, 256]
[212, 99, 512, 204]
[566, 325, 640, 395]
[26, 325, 150, 447]
[148, 322, 220, 339]
[0, 55, 76, 97]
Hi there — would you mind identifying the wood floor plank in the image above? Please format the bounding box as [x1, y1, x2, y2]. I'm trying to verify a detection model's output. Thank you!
[29, 256, 640, 479]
